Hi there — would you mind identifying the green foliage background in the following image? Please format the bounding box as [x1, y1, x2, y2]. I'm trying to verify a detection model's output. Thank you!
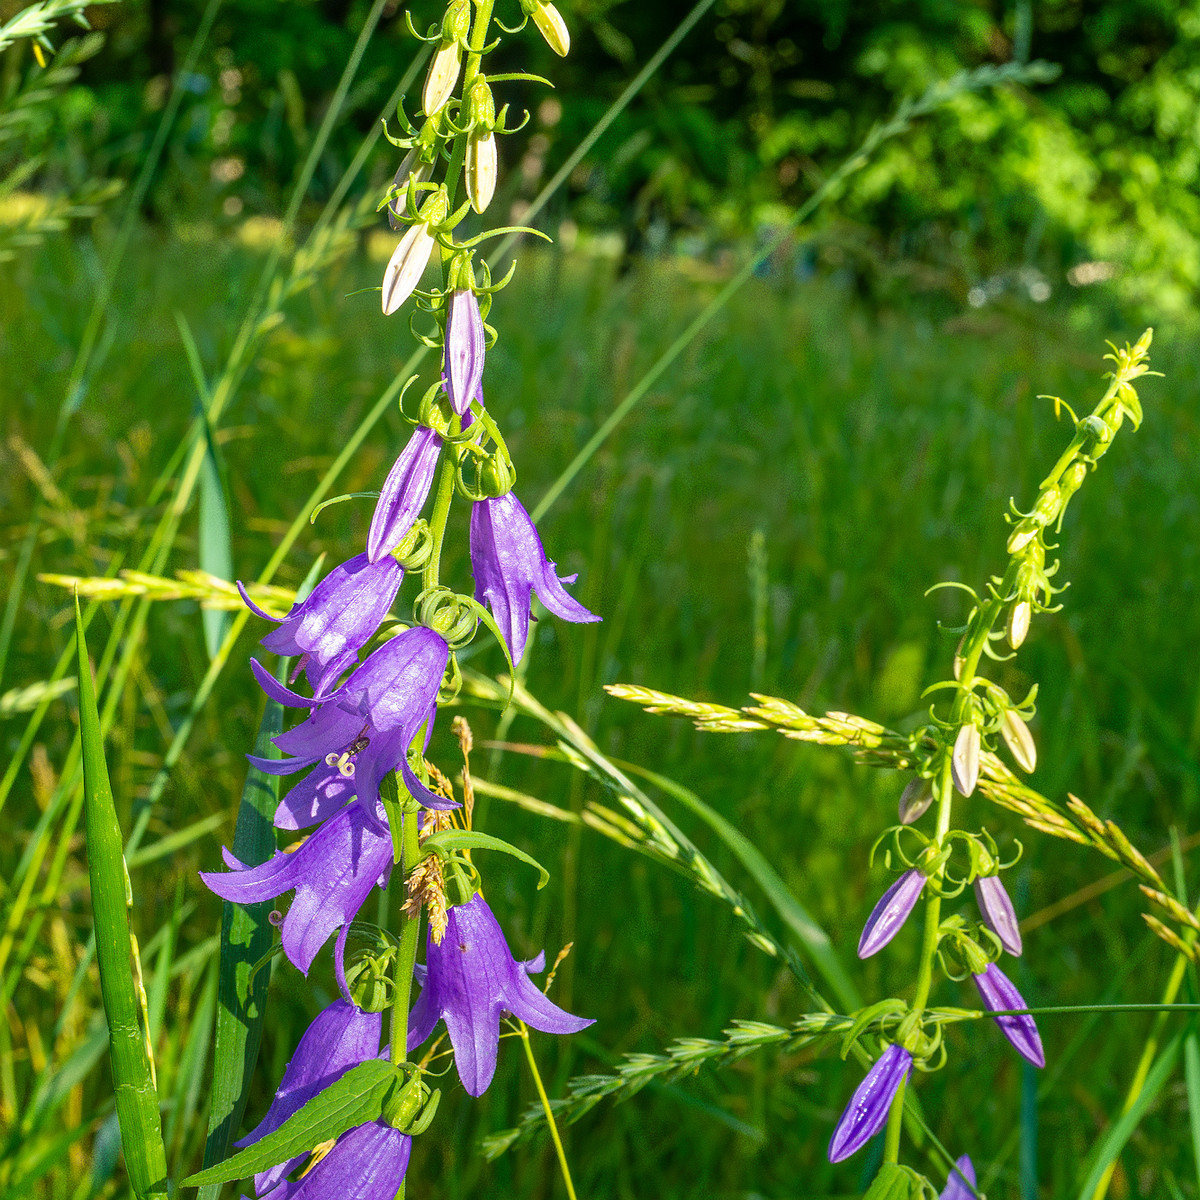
[1, 1, 1199, 1198]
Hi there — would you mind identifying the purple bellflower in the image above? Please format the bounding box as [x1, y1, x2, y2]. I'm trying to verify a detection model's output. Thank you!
[469, 491, 599, 663]
[251, 1120, 411, 1200]
[974, 874, 1023, 957]
[858, 869, 927, 959]
[201, 799, 394, 974]
[237, 999, 383, 1195]
[940, 1154, 977, 1200]
[248, 624, 452, 815]
[973, 962, 1044, 1067]
[407, 892, 593, 1096]
[827, 1043, 912, 1163]
[444, 289, 485, 415]
[239, 553, 403, 697]
[368, 425, 443, 564]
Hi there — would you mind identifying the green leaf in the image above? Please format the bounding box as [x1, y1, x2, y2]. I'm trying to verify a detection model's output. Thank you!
[1076, 1026, 1187, 1200]
[182, 1058, 401, 1188]
[423, 829, 549, 889]
[1185, 1030, 1200, 1195]
[863, 1163, 924, 1200]
[198, 678, 286, 1196]
[198, 425, 233, 660]
[75, 596, 169, 1199]
[615, 760, 862, 1011]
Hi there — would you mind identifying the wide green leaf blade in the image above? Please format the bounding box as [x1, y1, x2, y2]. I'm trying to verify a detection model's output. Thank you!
[1076, 1026, 1187, 1200]
[75, 596, 169, 1199]
[182, 1058, 400, 1188]
[198, 677, 286, 1195]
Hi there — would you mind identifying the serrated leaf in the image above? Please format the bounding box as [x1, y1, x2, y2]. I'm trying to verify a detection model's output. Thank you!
[76, 596, 169, 1199]
[423, 828, 549, 888]
[182, 1058, 400, 1188]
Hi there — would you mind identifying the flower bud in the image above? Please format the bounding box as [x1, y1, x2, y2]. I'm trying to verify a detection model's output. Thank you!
[382, 222, 436, 314]
[1000, 708, 1036, 773]
[898, 776, 934, 825]
[1007, 599, 1031, 649]
[951, 723, 980, 797]
[1006, 519, 1038, 555]
[858, 869, 926, 959]
[525, 0, 570, 55]
[423, 39, 463, 115]
[973, 962, 1044, 1067]
[466, 131, 498, 214]
[827, 1044, 912, 1163]
[1032, 487, 1062, 525]
[387, 149, 434, 232]
[974, 874, 1022, 956]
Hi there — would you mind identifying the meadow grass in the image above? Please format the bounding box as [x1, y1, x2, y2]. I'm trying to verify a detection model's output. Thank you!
[2, 224, 1199, 1198]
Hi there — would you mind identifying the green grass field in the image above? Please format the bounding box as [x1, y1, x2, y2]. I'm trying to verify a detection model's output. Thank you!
[3, 224, 1199, 1198]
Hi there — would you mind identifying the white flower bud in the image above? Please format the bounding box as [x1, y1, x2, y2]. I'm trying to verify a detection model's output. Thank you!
[898, 776, 934, 825]
[951, 723, 980, 797]
[388, 150, 434, 231]
[1001, 709, 1037, 774]
[382, 221, 436, 315]
[422, 40, 462, 115]
[465, 131, 497, 214]
[531, 1, 570, 55]
[1008, 599, 1031, 649]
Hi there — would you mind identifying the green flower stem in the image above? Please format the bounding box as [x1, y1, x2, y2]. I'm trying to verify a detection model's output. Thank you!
[389, 804, 425, 1070]
[518, 1023, 579, 1200]
[882, 1074, 907, 1166]
[423, 422, 462, 592]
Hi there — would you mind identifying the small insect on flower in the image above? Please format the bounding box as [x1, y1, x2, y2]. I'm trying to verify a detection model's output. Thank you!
[828, 1043, 912, 1163]
[858, 869, 927, 959]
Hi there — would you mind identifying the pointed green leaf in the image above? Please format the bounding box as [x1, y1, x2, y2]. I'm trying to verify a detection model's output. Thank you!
[198, 426, 233, 660]
[423, 829, 549, 889]
[182, 1058, 400, 1188]
[75, 596, 169, 1199]
[198, 680, 286, 1195]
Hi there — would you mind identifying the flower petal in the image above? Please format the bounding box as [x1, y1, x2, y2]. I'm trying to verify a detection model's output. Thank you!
[827, 1044, 912, 1163]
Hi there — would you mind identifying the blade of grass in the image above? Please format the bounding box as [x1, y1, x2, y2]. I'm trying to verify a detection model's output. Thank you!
[197, 420, 233, 660]
[613, 757, 862, 1011]
[197, 682, 285, 1193]
[75, 594, 168, 1198]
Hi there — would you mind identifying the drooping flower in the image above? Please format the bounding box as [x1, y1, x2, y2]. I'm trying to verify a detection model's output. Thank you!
[443, 289, 485, 416]
[952, 723, 981, 797]
[382, 221, 437, 316]
[940, 1154, 977, 1200]
[368, 426, 443, 564]
[469, 491, 599, 663]
[239, 553, 403, 696]
[272, 759, 357, 831]
[237, 999, 382, 1195]
[827, 1043, 912, 1163]
[202, 799, 395, 974]
[973, 962, 1044, 1067]
[858, 869, 926, 959]
[251, 1120, 411, 1200]
[407, 893, 593, 1096]
[248, 624, 452, 814]
[974, 874, 1023, 957]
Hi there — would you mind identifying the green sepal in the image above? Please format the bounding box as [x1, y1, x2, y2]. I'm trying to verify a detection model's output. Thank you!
[309, 493, 380, 524]
[839, 999, 906, 1061]
[421, 829, 549, 889]
[181, 1059, 402, 1187]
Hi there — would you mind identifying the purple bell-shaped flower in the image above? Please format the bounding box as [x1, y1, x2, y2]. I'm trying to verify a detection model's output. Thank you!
[828, 1043, 912, 1163]
[368, 426, 443, 564]
[858, 869, 927, 959]
[974, 874, 1023, 957]
[444, 289, 485, 415]
[973, 962, 1044, 1067]
[407, 893, 593, 1096]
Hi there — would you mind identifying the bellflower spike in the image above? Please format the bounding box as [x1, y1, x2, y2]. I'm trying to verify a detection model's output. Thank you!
[237, 999, 382, 1194]
[368, 426, 442, 563]
[827, 1043, 912, 1163]
[201, 800, 394, 974]
[973, 962, 1044, 1067]
[444, 289, 485, 415]
[239, 553, 403, 696]
[940, 1155, 977, 1200]
[470, 492, 600, 663]
[407, 893, 593, 1096]
[249, 1120, 411, 1200]
[858, 869, 926, 959]
[974, 874, 1023, 957]
[248, 625, 452, 814]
